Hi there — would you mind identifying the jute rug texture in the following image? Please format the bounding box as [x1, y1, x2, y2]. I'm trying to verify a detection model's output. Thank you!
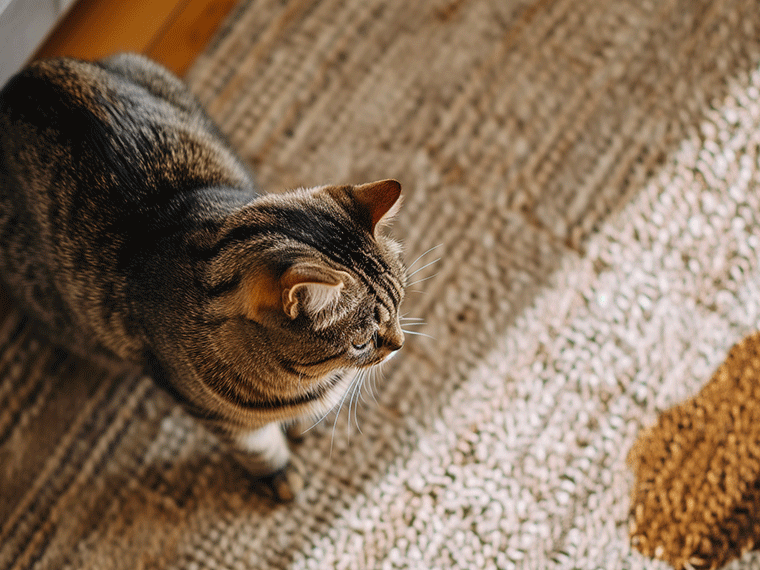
[2, 0, 760, 568]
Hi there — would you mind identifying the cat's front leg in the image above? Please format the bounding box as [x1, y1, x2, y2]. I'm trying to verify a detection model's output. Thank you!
[229, 423, 304, 501]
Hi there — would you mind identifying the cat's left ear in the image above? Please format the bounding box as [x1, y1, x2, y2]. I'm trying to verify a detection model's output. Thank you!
[238, 264, 349, 323]
[352, 179, 402, 236]
[280, 263, 351, 320]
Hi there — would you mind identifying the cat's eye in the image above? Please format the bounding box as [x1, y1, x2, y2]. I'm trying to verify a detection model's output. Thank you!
[352, 331, 377, 351]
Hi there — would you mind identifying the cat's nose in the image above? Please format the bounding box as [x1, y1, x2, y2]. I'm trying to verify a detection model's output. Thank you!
[385, 330, 404, 352]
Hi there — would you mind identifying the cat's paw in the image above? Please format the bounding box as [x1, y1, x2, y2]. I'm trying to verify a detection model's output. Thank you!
[253, 462, 304, 502]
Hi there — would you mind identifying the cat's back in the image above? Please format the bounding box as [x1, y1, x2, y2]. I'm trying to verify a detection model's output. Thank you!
[0, 55, 254, 363]
[0, 55, 253, 210]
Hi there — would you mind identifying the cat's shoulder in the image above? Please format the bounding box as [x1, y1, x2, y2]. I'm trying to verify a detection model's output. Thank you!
[2, 55, 201, 123]
[2, 57, 112, 111]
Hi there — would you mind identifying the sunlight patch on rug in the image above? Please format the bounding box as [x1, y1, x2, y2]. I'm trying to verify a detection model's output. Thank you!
[288, 64, 760, 570]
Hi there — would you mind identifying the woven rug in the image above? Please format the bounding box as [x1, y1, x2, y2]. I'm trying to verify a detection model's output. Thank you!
[2, 0, 760, 568]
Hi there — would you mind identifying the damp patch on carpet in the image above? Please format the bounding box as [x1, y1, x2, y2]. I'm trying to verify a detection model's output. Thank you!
[629, 332, 760, 570]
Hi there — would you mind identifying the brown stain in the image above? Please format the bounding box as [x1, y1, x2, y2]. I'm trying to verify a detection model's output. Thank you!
[628, 331, 760, 569]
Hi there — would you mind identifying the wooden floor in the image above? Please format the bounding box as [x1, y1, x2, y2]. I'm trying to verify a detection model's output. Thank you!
[33, 0, 237, 77]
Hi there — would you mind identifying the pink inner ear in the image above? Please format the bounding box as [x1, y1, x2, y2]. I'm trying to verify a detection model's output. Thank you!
[280, 264, 351, 319]
[353, 179, 402, 231]
[292, 281, 343, 314]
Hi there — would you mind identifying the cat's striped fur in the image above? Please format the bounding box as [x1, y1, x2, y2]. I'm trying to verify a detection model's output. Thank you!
[0, 54, 406, 500]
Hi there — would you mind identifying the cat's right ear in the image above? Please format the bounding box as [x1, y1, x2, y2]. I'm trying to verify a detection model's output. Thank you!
[351, 179, 402, 236]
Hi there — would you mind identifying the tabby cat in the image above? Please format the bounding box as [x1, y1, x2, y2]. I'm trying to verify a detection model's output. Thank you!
[0, 54, 406, 500]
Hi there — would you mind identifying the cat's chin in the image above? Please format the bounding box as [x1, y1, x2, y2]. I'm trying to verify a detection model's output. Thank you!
[381, 350, 400, 364]
[300, 367, 358, 421]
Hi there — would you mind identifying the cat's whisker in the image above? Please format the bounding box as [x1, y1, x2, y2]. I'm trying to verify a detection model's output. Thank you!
[348, 371, 365, 437]
[371, 367, 382, 403]
[375, 363, 388, 400]
[361, 366, 378, 406]
[303, 371, 352, 434]
[402, 329, 436, 340]
[406, 257, 441, 279]
[353, 376, 365, 435]
[400, 316, 424, 321]
[367, 369, 377, 405]
[358, 369, 370, 405]
[359, 368, 371, 416]
[406, 243, 443, 272]
[406, 272, 439, 288]
[302, 415, 327, 434]
[345, 370, 368, 442]
[330, 371, 361, 456]
[361, 370, 377, 404]
[354, 369, 371, 426]
[399, 321, 426, 327]
[303, 402, 335, 434]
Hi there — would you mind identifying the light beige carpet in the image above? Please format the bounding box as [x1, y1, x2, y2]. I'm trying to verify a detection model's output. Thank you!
[2, 0, 760, 568]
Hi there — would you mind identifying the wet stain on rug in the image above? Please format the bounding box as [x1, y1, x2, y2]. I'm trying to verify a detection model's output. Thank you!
[629, 332, 760, 569]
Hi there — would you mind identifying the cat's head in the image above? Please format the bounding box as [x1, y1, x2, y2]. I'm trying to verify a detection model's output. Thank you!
[204, 180, 406, 409]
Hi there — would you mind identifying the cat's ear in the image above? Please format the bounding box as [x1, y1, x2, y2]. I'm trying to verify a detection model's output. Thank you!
[237, 264, 349, 322]
[280, 264, 350, 319]
[352, 179, 402, 235]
